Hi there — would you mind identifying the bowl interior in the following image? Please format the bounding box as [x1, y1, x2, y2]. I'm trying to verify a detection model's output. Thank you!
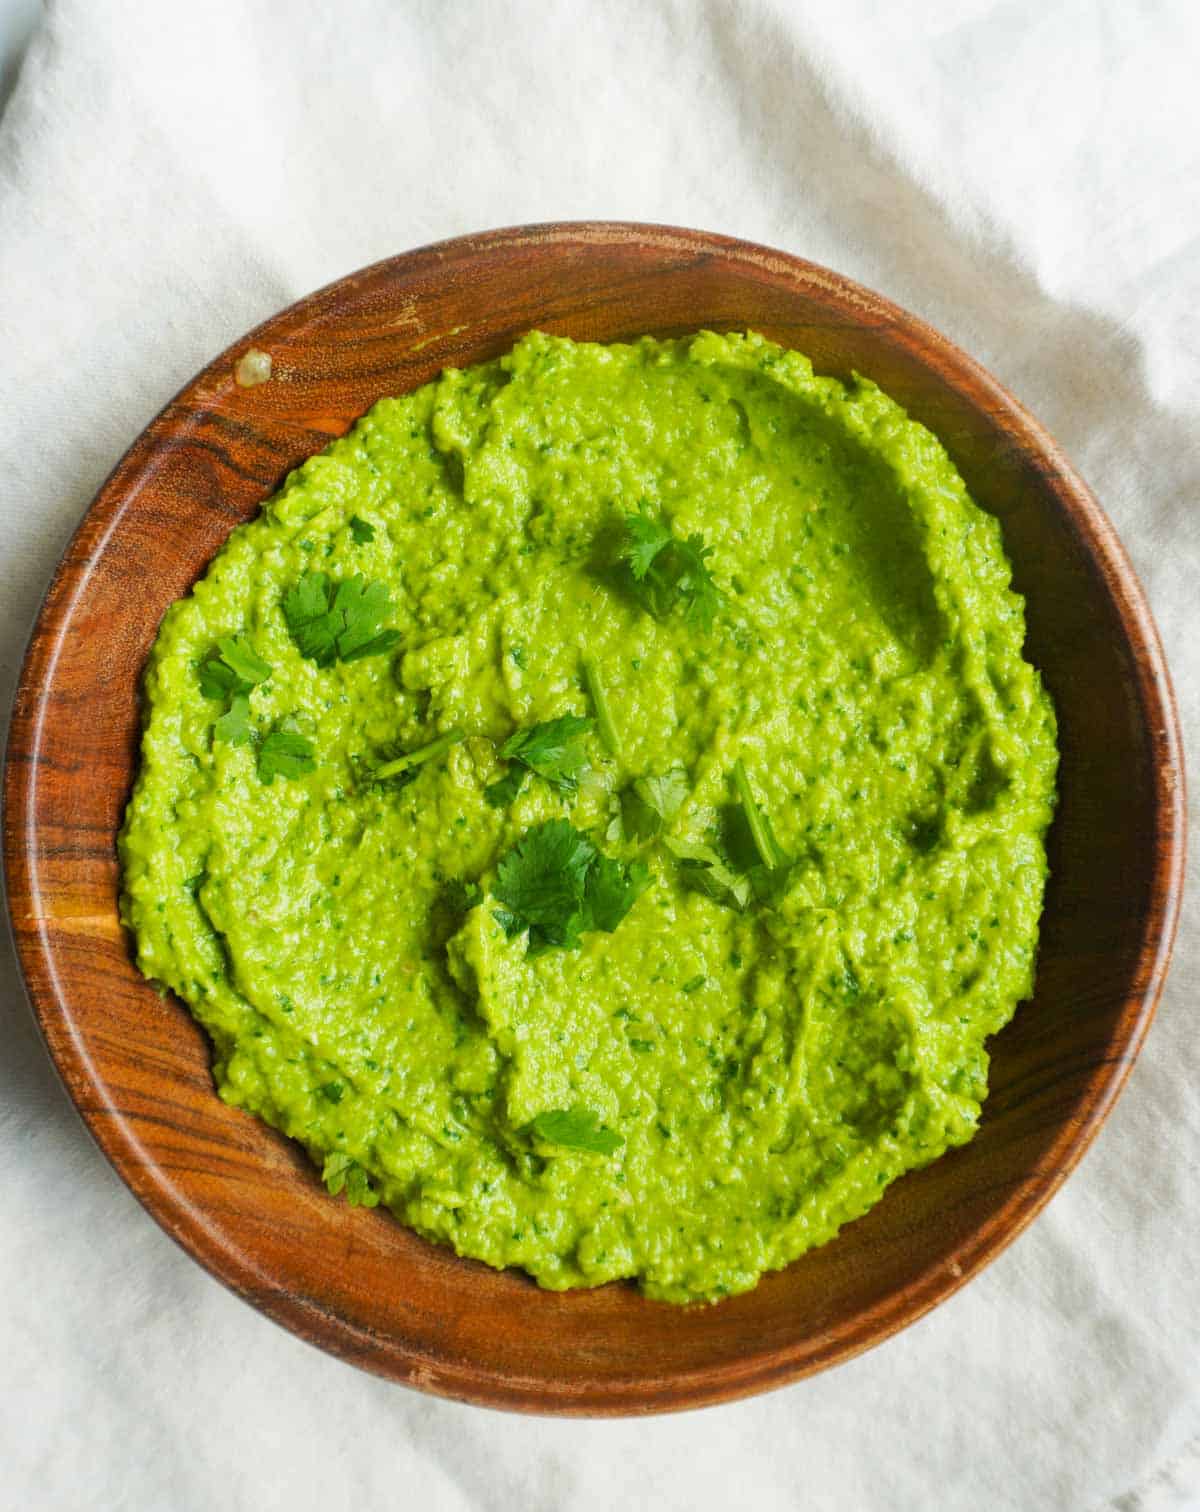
[3, 224, 1183, 1413]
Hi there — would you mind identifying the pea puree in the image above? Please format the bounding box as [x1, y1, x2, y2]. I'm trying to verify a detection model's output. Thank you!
[119, 330, 1058, 1304]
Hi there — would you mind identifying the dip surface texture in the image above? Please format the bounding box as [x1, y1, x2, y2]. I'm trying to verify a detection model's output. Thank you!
[120, 331, 1058, 1303]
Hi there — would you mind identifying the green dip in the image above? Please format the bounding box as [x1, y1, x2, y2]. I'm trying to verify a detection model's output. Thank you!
[120, 330, 1057, 1303]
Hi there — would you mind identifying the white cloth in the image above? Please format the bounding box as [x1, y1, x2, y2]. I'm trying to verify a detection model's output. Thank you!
[2, 3, 1198, 1508]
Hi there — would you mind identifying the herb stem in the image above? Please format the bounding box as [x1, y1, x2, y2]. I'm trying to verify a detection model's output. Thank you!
[374, 726, 465, 782]
[732, 757, 781, 870]
[581, 656, 621, 757]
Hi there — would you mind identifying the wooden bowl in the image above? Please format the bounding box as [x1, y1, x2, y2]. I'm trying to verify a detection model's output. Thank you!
[3, 223, 1185, 1414]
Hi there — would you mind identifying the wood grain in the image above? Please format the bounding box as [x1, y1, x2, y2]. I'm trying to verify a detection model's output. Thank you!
[1, 223, 1186, 1414]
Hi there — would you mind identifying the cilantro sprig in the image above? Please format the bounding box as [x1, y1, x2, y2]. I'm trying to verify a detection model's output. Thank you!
[492, 818, 650, 953]
[530, 1108, 623, 1156]
[196, 633, 314, 781]
[199, 634, 272, 748]
[620, 503, 723, 632]
[485, 714, 593, 807]
[282, 572, 401, 666]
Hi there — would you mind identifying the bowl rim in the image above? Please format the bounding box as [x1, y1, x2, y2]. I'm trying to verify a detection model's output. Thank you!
[2, 221, 1187, 1414]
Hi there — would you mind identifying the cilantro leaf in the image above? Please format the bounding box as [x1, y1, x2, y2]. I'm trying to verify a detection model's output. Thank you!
[493, 713, 593, 800]
[530, 1108, 624, 1156]
[198, 659, 244, 701]
[619, 504, 723, 632]
[256, 728, 316, 784]
[284, 571, 333, 624]
[581, 853, 651, 932]
[213, 693, 253, 747]
[661, 765, 793, 911]
[342, 1166, 378, 1205]
[491, 818, 649, 952]
[331, 576, 397, 661]
[485, 765, 527, 808]
[321, 1151, 379, 1207]
[282, 571, 401, 666]
[199, 634, 271, 700]
[348, 515, 376, 545]
[664, 835, 752, 911]
[746, 861, 794, 907]
[342, 629, 403, 663]
[636, 766, 690, 823]
[217, 634, 271, 687]
[500, 715, 593, 789]
[201, 635, 270, 746]
[493, 818, 596, 951]
[672, 534, 724, 633]
[631, 767, 688, 837]
[623, 504, 674, 580]
[610, 764, 689, 843]
[322, 1151, 351, 1193]
[443, 878, 484, 914]
[282, 572, 342, 664]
